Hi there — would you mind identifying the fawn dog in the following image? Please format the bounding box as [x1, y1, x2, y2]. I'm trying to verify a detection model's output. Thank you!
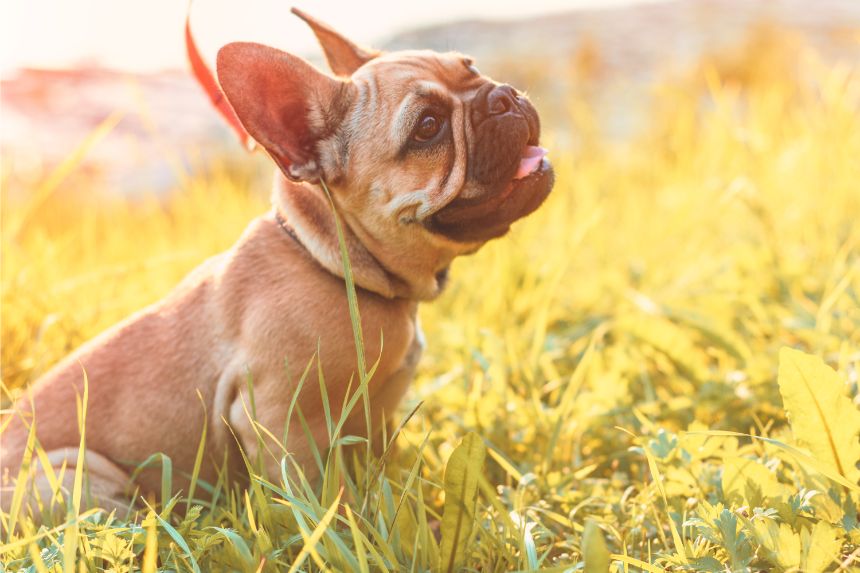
[1, 9, 554, 516]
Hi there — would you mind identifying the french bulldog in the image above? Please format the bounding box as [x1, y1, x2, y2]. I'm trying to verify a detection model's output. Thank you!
[0, 8, 553, 517]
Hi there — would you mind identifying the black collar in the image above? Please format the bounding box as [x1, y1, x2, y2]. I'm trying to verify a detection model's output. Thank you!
[274, 211, 305, 251]
[272, 209, 446, 298]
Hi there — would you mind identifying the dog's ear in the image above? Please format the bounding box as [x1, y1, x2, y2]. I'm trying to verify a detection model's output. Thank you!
[217, 42, 352, 182]
[291, 8, 379, 76]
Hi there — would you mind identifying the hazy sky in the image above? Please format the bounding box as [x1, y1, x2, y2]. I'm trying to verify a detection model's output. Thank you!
[1, 0, 660, 74]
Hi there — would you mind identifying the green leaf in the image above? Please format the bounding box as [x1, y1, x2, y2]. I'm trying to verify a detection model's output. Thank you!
[751, 519, 800, 570]
[582, 519, 610, 573]
[208, 527, 255, 570]
[712, 509, 752, 570]
[778, 347, 860, 483]
[800, 521, 841, 573]
[439, 432, 486, 573]
[142, 500, 202, 573]
[722, 456, 790, 506]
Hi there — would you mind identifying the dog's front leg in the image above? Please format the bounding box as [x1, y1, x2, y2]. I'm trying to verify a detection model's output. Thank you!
[226, 374, 331, 488]
[224, 352, 422, 489]
[366, 317, 425, 459]
[221, 311, 423, 489]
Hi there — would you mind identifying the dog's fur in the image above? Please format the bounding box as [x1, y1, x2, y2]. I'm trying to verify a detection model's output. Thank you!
[0, 9, 553, 517]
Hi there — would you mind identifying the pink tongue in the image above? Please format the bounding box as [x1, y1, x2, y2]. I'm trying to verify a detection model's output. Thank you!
[513, 146, 548, 180]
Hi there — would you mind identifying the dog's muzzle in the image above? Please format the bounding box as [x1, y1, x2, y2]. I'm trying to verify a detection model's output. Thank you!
[427, 83, 554, 243]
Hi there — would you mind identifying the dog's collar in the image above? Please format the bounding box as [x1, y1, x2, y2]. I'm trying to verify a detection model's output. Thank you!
[272, 208, 389, 298]
[272, 177, 454, 300]
[274, 210, 305, 250]
[275, 208, 450, 297]
[274, 208, 450, 300]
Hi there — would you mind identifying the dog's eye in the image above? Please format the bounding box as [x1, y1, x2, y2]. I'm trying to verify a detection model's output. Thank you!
[413, 112, 443, 142]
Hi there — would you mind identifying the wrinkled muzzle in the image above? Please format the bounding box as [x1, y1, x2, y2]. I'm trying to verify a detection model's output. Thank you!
[428, 83, 554, 243]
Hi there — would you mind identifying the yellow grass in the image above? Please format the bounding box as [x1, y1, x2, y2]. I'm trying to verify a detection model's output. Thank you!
[1, 27, 859, 571]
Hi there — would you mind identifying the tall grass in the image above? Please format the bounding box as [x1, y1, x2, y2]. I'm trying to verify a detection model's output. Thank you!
[2, 28, 859, 571]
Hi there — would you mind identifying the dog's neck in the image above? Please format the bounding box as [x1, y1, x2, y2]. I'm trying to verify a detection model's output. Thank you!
[272, 174, 451, 300]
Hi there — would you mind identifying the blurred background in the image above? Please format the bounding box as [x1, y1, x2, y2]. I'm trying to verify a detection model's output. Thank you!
[2, 0, 859, 195]
[3, 0, 860, 397]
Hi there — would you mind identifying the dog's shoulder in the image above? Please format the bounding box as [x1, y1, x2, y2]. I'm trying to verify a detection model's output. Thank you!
[214, 215, 417, 372]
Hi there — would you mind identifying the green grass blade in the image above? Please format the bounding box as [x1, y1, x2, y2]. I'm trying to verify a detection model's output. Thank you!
[440, 432, 486, 573]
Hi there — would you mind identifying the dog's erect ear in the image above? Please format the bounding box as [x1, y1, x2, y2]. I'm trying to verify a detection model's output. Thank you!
[291, 7, 379, 77]
[217, 42, 351, 182]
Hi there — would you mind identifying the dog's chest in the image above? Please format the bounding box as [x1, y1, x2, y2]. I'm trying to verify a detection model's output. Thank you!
[400, 315, 425, 376]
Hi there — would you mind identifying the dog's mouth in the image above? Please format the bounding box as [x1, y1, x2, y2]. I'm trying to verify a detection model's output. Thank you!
[513, 145, 549, 181]
[427, 142, 554, 243]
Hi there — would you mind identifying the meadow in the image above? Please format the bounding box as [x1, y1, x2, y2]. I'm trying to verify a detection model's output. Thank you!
[1, 27, 859, 571]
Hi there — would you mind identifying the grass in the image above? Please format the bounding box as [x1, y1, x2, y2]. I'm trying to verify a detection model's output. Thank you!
[2, 27, 860, 571]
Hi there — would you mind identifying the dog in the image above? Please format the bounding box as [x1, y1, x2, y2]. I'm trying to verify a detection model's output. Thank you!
[0, 8, 554, 517]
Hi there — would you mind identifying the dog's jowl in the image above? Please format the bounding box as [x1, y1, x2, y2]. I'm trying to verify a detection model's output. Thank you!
[0, 9, 554, 517]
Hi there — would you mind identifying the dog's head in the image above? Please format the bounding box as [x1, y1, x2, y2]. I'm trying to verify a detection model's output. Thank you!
[216, 9, 553, 296]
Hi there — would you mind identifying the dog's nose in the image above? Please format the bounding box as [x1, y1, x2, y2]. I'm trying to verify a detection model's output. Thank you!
[487, 85, 519, 116]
